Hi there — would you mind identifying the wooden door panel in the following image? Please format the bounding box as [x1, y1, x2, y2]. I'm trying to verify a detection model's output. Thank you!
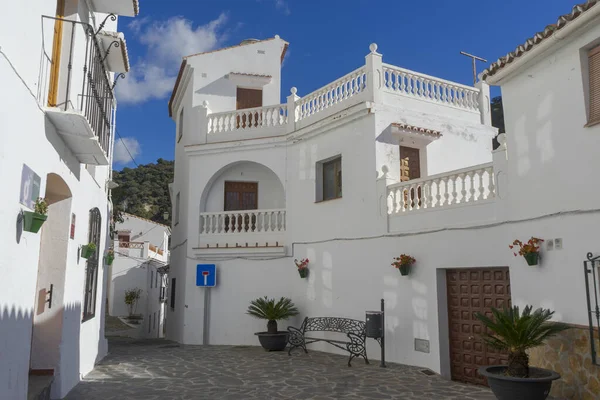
[224, 181, 258, 232]
[446, 268, 511, 386]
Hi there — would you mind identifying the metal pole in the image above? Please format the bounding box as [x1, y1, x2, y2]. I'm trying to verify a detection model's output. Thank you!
[460, 51, 488, 86]
[203, 288, 211, 345]
[380, 298, 386, 368]
[584, 259, 597, 364]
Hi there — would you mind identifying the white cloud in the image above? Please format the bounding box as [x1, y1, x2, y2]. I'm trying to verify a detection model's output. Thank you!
[117, 14, 228, 105]
[275, 0, 291, 15]
[113, 137, 141, 164]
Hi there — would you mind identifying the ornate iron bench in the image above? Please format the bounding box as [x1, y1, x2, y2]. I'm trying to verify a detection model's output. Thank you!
[287, 316, 370, 366]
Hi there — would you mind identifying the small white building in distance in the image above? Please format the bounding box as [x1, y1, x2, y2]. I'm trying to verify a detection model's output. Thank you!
[108, 213, 170, 338]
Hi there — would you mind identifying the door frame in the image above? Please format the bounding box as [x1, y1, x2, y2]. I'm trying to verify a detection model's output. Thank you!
[436, 266, 511, 382]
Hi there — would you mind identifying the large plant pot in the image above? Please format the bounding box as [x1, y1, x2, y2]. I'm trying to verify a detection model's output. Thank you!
[478, 366, 560, 400]
[22, 211, 47, 233]
[523, 253, 539, 266]
[255, 331, 289, 351]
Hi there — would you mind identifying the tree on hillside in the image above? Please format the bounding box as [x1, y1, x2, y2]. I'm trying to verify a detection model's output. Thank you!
[111, 158, 174, 226]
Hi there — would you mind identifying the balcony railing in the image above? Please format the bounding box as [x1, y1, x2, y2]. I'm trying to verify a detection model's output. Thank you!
[39, 16, 120, 164]
[207, 104, 288, 134]
[382, 64, 480, 112]
[387, 163, 495, 214]
[200, 209, 286, 234]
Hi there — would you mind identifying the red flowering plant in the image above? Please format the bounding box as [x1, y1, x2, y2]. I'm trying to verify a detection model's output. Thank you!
[392, 254, 416, 276]
[294, 258, 309, 278]
[509, 237, 544, 266]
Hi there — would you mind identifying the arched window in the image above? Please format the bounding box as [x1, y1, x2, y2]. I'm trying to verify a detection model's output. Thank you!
[83, 208, 101, 321]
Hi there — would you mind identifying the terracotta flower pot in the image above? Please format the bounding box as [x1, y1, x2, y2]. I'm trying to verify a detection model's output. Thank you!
[523, 252, 539, 266]
[22, 211, 47, 233]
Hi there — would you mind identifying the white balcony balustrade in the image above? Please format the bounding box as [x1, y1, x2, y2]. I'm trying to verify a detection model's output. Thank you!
[387, 163, 495, 214]
[382, 64, 481, 112]
[207, 104, 288, 134]
[198, 209, 286, 251]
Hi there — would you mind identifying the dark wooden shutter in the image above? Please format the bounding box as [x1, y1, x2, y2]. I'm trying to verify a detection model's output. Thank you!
[170, 278, 176, 309]
[590, 45, 600, 125]
[224, 181, 258, 211]
[236, 88, 263, 128]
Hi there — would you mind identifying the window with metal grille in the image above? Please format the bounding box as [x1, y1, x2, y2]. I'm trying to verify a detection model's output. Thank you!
[83, 208, 101, 322]
[178, 108, 184, 142]
[589, 45, 600, 126]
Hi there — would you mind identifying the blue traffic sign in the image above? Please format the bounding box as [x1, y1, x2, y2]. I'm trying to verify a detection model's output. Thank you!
[196, 264, 217, 287]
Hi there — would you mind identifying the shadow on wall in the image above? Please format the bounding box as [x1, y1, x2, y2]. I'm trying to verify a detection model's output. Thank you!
[196, 76, 234, 98]
[0, 306, 34, 399]
[44, 117, 81, 180]
[0, 303, 82, 399]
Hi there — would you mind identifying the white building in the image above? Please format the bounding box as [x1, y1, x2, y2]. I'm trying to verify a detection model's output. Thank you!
[166, 3, 599, 398]
[0, 1, 138, 399]
[108, 213, 170, 339]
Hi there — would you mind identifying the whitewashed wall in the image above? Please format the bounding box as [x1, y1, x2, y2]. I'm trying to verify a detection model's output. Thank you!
[0, 2, 120, 398]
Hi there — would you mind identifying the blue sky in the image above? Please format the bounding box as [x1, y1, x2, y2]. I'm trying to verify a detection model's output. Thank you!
[113, 0, 572, 168]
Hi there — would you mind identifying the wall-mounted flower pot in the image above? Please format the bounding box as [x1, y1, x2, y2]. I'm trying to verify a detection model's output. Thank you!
[523, 253, 539, 266]
[81, 245, 95, 259]
[22, 211, 47, 233]
[399, 264, 411, 276]
[298, 268, 308, 278]
[105, 254, 114, 265]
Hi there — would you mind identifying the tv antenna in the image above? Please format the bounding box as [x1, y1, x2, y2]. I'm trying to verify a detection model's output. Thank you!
[460, 51, 488, 85]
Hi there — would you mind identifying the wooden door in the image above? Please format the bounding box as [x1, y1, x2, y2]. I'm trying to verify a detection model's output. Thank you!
[224, 181, 258, 232]
[400, 146, 421, 207]
[236, 88, 262, 128]
[446, 268, 511, 386]
[48, 0, 66, 106]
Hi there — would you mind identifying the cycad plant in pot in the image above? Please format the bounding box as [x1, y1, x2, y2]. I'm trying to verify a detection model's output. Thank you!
[247, 296, 299, 351]
[476, 306, 569, 400]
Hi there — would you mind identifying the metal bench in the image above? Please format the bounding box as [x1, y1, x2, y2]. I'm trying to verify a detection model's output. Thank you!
[287, 316, 369, 366]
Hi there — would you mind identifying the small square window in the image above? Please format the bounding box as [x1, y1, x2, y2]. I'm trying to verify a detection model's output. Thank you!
[316, 156, 342, 202]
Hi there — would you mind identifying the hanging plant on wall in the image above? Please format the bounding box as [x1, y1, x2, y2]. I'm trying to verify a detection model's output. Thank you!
[105, 249, 114, 265]
[392, 254, 416, 276]
[510, 237, 543, 266]
[294, 258, 309, 278]
[22, 197, 48, 233]
[81, 242, 97, 259]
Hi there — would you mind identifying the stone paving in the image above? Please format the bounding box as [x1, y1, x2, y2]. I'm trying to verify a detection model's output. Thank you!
[66, 337, 496, 400]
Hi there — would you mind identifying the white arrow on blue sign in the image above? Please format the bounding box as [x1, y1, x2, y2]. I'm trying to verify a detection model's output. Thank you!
[196, 264, 216, 287]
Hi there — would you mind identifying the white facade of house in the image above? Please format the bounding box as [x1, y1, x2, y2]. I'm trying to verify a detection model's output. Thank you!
[0, 1, 138, 398]
[108, 213, 170, 339]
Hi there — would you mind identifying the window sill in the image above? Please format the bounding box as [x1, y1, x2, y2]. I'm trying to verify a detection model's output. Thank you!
[584, 119, 600, 128]
[315, 196, 343, 204]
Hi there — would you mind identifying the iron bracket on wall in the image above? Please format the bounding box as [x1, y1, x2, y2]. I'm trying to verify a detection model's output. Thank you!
[584, 252, 600, 365]
[112, 73, 126, 90]
[94, 13, 117, 35]
[101, 40, 120, 63]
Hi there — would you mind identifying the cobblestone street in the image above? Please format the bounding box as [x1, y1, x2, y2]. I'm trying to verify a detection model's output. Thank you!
[66, 338, 496, 399]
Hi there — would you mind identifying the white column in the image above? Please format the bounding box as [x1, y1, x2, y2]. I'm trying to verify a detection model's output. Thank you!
[492, 133, 508, 220]
[189, 100, 210, 145]
[365, 43, 383, 104]
[475, 77, 492, 126]
[286, 87, 299, 133]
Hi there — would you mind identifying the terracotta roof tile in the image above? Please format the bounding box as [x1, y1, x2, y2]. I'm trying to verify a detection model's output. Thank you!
[122, 212, 171, 229]
[230, 72, 272, 78]
[482, 1, 599, 80]
[391, 122, 442, 138]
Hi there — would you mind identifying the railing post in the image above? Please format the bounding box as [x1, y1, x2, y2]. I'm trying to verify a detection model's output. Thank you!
[143, 241, 150, 259]
[287, 87, 299, 133]
[475, 75, 491, 126]
[492, 133, 508, 219]
[192, 100, 210, 145]
[365, 43, 383, 104]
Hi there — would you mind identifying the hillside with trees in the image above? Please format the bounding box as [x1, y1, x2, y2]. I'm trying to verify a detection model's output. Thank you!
[112, 158, 174, 225]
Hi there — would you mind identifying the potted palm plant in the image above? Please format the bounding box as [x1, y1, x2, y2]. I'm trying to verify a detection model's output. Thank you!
[23, 197, 48, 233]
[247, 296, 299, 351]
[81, 243, 96, 259]
[476, 306, 569, 400]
